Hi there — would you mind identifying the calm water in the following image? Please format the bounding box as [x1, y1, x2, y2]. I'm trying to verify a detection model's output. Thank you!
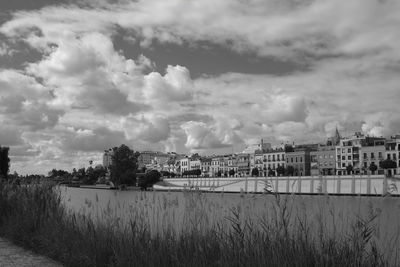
[60, 187, 400, 263]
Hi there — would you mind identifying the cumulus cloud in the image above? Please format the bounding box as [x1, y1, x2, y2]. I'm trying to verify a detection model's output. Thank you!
[122, 115, 171, 143]
[2, 0, 400, 64]
[143, 65, 193, 104]
[181, 120, 243, 151]
[361, 112, 400, 137]
[0, 0, 399, 174]
[65, 126, 129, 152]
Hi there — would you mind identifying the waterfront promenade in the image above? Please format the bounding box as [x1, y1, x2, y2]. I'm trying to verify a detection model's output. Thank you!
[0, 238, 61, 267]
[158, 174, 400, 196]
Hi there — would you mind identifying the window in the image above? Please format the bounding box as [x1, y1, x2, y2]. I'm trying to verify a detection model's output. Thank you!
[268, 155, 271, 161]
[295, 157, 298, 163]
[272, 155, 276, 161]
[342, 148, 346, 153]
[363, 153, 367, 158]
[388, 154, 391, 160]
[364, 162, 367, 168]
[282, 155, 285, 160]
[277, 155, 280, 161]
[337, 155, 341, 160]
[371, 153, 375, 159]
[342, 163, 346, 167]
[393, 154, 397, 160]
[300, 157, 303, 162]
[291, 158, 293, 163]
[348, 156, 351, 160]
[378, 152, 382, 158]
[342, 156, 345, 160]
[348, 148, 351, 153]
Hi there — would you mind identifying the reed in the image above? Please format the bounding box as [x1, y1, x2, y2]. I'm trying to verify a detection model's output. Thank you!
[0, 180, 388, 266]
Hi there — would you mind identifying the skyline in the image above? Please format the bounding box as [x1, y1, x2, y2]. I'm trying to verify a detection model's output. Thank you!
[0, 0, 399, 174]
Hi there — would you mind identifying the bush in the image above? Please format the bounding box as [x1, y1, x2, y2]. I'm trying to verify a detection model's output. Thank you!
[138, 170, 161, 190]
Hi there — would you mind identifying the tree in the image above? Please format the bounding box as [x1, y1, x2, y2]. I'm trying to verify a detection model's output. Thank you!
[276, 165, 285, 176]
[346, 164, 353, 175]
[379, 159, 397, 176]
[138, 170, 161, 190]
[229, 169, 235, 177]
[268, 168, 275, 177]
[369, 162, 378, 174]
[251, 168, 259, 177]
[83, 165, 106, 185]
[216, 170, 222, 177]
[194, 169, 201, 177]
[0, 146, 10, 179]
[110, 144, 138, 186]
[286, 166, 295, 176]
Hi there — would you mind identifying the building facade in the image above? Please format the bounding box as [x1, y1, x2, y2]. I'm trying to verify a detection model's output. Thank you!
[237, 153, 250, 176]
[310, 147, 336, 176]
[263, 149, 286, 176]
[286, 150, 311, 176]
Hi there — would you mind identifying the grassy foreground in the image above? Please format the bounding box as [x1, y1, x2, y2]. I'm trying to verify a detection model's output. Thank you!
[0, 180, 388, 266]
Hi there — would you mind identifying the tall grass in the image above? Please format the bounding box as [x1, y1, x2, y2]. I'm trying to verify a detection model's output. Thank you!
[0, 180, 388, 266]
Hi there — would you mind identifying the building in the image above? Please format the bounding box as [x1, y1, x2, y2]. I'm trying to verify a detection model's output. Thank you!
[360, 145, 385, 175]
[227, 155, 238, 176]
[242, 139, 271, 154]
[310, 146, 336, 176]
[254, 150, 264, 176]
[179, 157, 190, 174]
[335, 132, 365, 175]
[103, 148, 114, 168]
[286, 149, 311, 176]
[211, 157, 221, 176]
[263, 148, 286, 176]
[385, 137, 399, 176]
[200, 158, 212, 177]
[219, 155, 230, 176]
[237, 153, 250, 176]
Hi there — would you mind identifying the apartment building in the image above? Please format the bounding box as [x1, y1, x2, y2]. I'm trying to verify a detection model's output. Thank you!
[200, 158, 212, 177]
[360, 145, 385, 175]
[179, 157, 190, 174]
[211, 157, 221, 176]
[227, 155, 238, 176]
[310, 147, 336, 176]
[335, 132, 365, 175]
[263, 148, 286, 176]
[385, 137, 400, 176]
[286, 149, 311, 176]
[237, 153, 250, 176]
[103, 148, 114, 169]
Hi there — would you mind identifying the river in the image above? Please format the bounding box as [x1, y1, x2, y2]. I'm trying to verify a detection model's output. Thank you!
[60, 186, 400, 263]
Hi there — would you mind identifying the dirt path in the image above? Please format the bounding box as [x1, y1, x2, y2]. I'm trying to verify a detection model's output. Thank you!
[0, 237, 62, 267]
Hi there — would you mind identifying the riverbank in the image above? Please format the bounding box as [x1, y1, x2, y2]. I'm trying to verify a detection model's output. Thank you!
[0, 181, 392, 266]
[0, 237, 61, 267]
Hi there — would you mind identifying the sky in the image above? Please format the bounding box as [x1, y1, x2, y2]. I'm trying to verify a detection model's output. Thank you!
[0, 0, 399, 174]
